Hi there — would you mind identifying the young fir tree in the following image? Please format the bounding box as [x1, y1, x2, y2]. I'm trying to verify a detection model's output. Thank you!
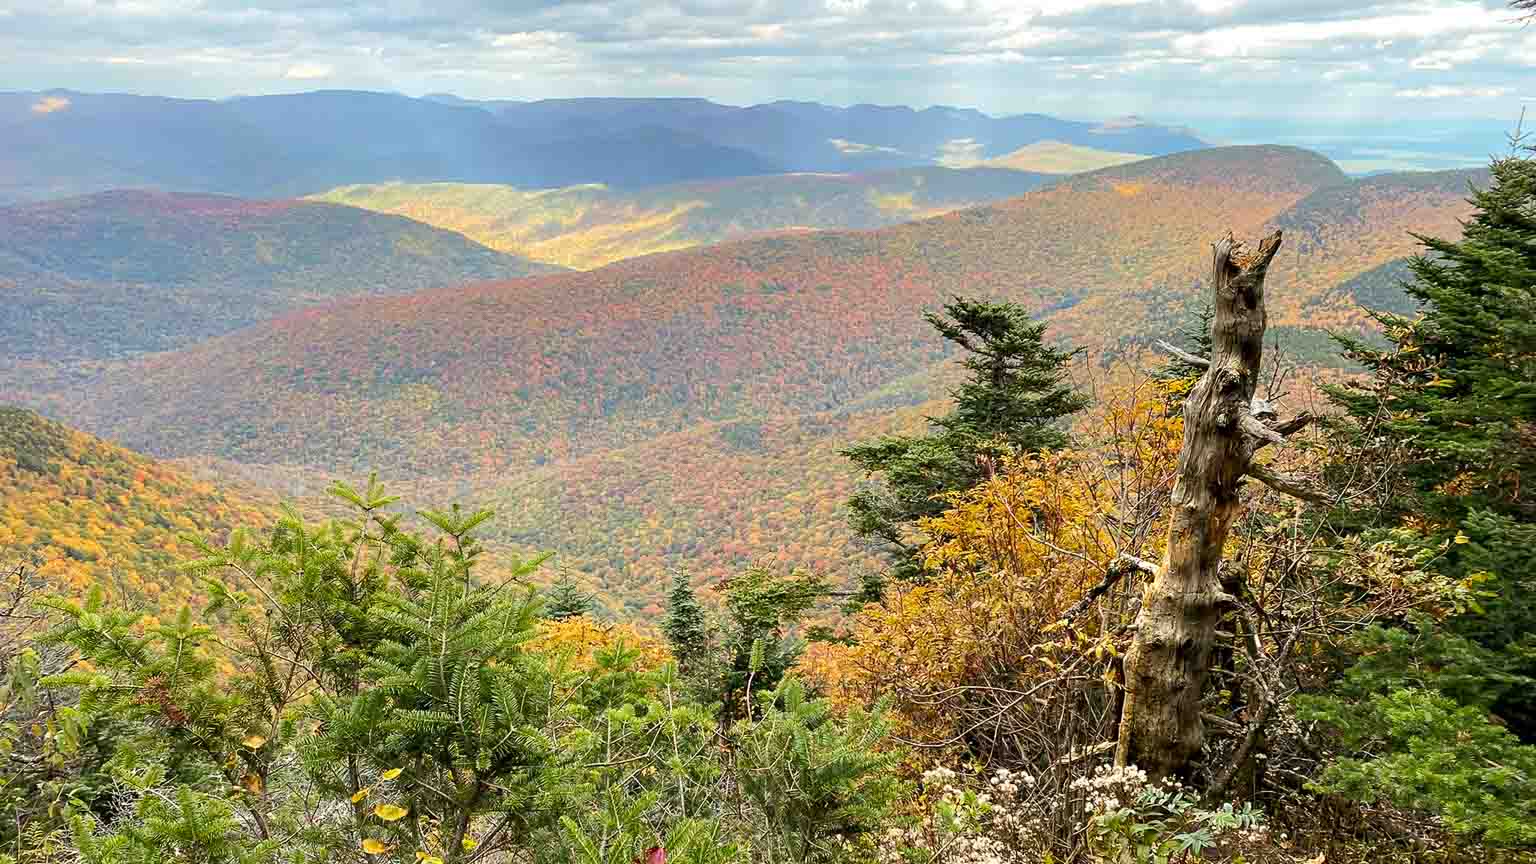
[662, 571, 711, 682]
[843, 297, 1086, 580]
[662, 566, 827, 721]
[543, 572, 595, 620]
[1152, 300, 1215, 408]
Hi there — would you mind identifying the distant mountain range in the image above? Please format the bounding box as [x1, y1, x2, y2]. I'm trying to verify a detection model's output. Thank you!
[9, 146, 1482, 612]
[0, 89, 1204, 204]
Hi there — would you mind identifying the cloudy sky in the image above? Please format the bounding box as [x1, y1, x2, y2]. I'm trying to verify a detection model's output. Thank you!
[2, 0, 1533, 129]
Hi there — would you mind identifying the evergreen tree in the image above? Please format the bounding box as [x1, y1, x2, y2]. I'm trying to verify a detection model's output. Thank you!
[1327, 152, 1536, 734]
[662, 571, 711, 680]
[733, 677, 899, 863]
[1152, 300, 1215, 407]
[1302, 151, 1536, 844]
[544, 572, 595, 620]
[716, 566, 826, 720]
[843, 297, 1086, 579]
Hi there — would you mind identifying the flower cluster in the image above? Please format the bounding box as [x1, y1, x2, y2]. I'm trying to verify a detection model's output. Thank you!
[1070, 763, 1153, 813]
[876, 766, 1053, 864]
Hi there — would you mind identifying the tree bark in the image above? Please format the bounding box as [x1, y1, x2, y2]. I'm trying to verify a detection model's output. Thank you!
[1116, 230, 1284, 779]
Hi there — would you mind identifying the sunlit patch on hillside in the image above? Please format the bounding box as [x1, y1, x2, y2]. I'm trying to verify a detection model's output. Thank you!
[985, 140, 1148, 174]
[30, 95, 70, 115]
[829, 138, 903, 155]
[937, 138, 985, 168]
[310, 168, 1053, 270]
[869, 191, 917, 212]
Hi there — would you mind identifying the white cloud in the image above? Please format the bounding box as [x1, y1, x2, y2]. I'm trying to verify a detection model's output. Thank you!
[284, 62, 334, 80]
[0, 0, 1531, 129]
[1395, 84, 1511, 100]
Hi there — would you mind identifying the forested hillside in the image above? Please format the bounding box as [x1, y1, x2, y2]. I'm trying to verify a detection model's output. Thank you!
[0, 406, 275, 607]
[311, 166, 1056, 270]
[10, 146, 1484, 611]
[0, 190, 556, 365]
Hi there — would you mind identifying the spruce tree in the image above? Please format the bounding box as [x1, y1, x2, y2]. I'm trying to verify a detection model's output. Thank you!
[844, 296, 1086, 579]
[1322, 152, 1536, 742]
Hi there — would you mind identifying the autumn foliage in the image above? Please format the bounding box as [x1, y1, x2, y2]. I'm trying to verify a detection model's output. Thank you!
[803, 379, 1183, 764]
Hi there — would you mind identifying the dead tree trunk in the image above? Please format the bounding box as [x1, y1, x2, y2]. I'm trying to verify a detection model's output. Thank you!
[1115, 229, 1295, 779]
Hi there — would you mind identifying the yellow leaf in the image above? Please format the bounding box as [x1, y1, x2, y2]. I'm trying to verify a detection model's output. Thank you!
[421, 857, 444, 864]
[351, 788, 370, 803]
[375, 803, 409, 822]
[242, 734, 267, 749]
[381, 767, 404, 781]
[361, 839, 389, 855]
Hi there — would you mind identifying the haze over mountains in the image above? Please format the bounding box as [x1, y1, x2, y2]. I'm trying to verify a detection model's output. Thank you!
[1, 89, 1204, 204]
[1, 120, 1485, 612]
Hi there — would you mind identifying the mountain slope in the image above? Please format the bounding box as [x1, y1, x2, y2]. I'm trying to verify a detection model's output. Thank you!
[23, 146, 1484, 608]
[1267, 167, 1486, 328]
[0, 190, 558, 363]
[28, 146, 1346, 470]
[311, 166, 1056, 270]
[0, 406, 275, 608]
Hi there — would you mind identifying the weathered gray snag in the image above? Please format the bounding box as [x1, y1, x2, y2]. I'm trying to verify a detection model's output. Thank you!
[1115, 229, 1292, 779]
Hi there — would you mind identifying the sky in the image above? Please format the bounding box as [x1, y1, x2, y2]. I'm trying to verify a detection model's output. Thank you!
[2, 0, 1534, 132]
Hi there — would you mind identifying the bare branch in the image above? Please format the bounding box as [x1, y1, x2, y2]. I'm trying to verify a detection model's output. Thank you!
[1156, 339, 1209, 369]
[1054, 740, 1116, 766]
[1238, 413, 1285, 447]
[1269, 412, 1315, 437]
[1246, 463, 1327, 503]
[1059, 554, 1161, 624]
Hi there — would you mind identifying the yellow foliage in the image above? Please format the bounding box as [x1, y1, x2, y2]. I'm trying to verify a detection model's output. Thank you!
[800, 381, 1183, 748]
[527, 615, 670, 673]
